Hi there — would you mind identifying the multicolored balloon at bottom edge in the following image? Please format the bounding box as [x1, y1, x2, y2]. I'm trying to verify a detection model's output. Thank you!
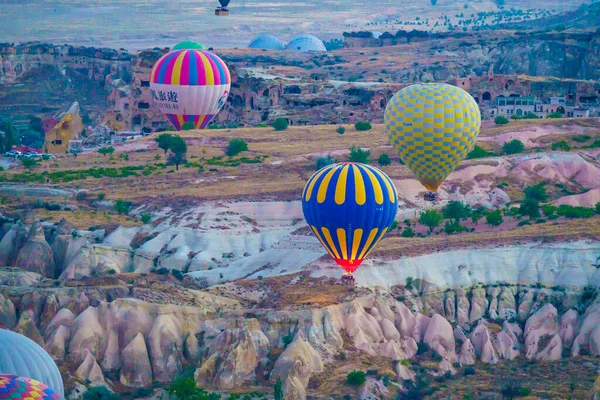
[0, 374, 61, 400]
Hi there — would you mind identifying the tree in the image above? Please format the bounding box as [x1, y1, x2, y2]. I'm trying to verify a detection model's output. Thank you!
[316, 155, 335, 170]
[1, 121, 16, 153]
[336, 126, 346, 135]
[467, 145, 489, 159]
[346, 371, 366, 386]
[596, 202, 600, 215]
[486, 210, 503, 229]
[354, 121, 372, 131]
[168, 135, 188, 171]
[502, 139, 524, 155]
[548, 111, 563, 118]
[471, 210, 484, 225]
[524, 182, 547, 202]
[378, 153, 391, 166]
[155, 133, 174, 154]
[552, 140, 570, 151]
[519, 198, 540, 220]
[442, 200, 471, 222]
[274, 377, 284, 400]
[348, 146, 371, 163]
[494, 116, 509, 125]
[98, 146, 115, 157]
[114, 199, 132, 215]
[419, 209, 442, 235]
[69, 146, 82, 158]
[272, 118, 289, 131]
[225, 138, 248, 157]
[166, 376, 220, 400]
[21, 158, 39, 169]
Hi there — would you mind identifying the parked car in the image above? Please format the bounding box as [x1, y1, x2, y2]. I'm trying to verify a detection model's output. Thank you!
[42, 154, 56, 159]
[4, 150, 22, 158]
[23, 152, 42, 158]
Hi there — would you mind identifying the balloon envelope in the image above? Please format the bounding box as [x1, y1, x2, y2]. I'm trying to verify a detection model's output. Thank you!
[302, 162, 398, 275]
[0, 374, 61, 400]
[173, 41, 205, 50]
[150, 49, 231, 131]
[0, 329, 64, 398]
[384, 83, 481, 191]
[219, 0, 231, 7]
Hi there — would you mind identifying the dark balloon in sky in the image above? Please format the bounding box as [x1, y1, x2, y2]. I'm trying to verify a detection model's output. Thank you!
[219, 0, 231, 7]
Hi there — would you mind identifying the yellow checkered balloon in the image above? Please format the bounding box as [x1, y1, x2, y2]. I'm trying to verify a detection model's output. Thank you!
[384, 83, 481, 191]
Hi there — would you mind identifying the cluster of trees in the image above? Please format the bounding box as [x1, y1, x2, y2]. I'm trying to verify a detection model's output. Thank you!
[154, 134, 188, 170]
[414, 200, 503, 237]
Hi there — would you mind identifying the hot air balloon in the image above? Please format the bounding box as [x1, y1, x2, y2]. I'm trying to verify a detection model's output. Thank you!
[0, 329, 64, 398]
[384, 83, 481, 197]
[216, 0, 231, 15]
[0, 375, 61, 400]
[150, 49, 231, 131]
[173, 41, 206, 50]
[302, 162, 398, 280]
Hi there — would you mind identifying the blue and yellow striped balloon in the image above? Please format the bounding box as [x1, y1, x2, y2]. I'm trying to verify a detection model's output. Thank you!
[302, 162, 398, 275]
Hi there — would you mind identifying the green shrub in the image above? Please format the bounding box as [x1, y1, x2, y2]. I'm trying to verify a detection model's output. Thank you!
[315, 155, 335, 170]
[282, 332, 294, 347]
[83, 386, 121, 400]
[378, 153, 391, 166]
[225, 138, 248, 157]
[258, 123, 267, 128]
[535, 218, 547, 224]
[354, 121, 372, 131]
[542, 204, 557, 218]
[346, 371, 367, 386]
[494, 116, 509, 125]
[417, 342, 430, 355]
[98, 146, 115, 157]
[596, 202, 600, 215]
[401, 227, 415, 238]
[21, 158, 39, 169]
[548, 111, 563, 118]
[552, 140, 570, 151]
[166, 376, 220, 400]
[114, 199, 132, 215]
[502, 139, 525, 155]
[348, 146, 371, 163]
[132, 387, 154, 398]
[336, 126, 346, 135]
[557, 204, 595, 219]
[573, 135, 591, 143]
[463, 366, 476, 376]
[171, 269, 184, 281]
[141, 213, 152, 224]
[519, 387, 532, 396]
[97, 193, 106, 201]
[391, 221, 399, 230]
[466, 145, 489, 159]
[518, 220, 532, 227]
[443, 220, 466, 235]
[272, 118, 289, 131]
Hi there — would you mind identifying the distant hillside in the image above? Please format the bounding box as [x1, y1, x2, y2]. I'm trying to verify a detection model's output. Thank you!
[501, 1, 600, 31]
